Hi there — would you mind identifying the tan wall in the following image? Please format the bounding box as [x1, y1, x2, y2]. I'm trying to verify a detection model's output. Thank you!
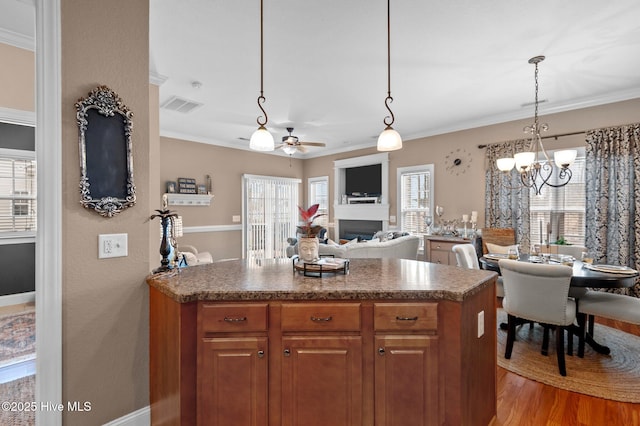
[159, 137, 304, 260]
[303, 98, 640, 230]
[0, 43, 34, 112]
[60, 1, 150, 424]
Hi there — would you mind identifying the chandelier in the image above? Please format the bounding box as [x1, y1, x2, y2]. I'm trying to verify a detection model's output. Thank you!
[377, 0, 402, 151]
[249, 0, 275, 151]
[496, 56, 577, 195]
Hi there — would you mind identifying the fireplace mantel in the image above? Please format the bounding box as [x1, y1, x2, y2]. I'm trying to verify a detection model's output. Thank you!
[333, 153, 390, 237]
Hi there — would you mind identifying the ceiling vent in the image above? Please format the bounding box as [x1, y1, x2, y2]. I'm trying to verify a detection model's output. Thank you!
[161, 96, 203, 114]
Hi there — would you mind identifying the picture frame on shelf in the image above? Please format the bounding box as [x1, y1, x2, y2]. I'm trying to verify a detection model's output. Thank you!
[197, 184, 207, 194]
[166, 181, 176, 193]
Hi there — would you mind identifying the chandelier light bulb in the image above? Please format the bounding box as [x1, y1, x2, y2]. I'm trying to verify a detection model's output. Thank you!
[496, 157, 516, 172]
[514, 151, 535, 171]
[377, 126, 402, 151]
[554, 149, 577, 168]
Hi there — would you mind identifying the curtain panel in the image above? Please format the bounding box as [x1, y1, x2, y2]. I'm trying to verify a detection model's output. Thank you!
[484, 139, 531, 253]
[585, 123, 640, 297]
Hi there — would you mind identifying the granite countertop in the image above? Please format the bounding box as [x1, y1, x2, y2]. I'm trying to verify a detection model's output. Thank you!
[147, 258, 497, 304]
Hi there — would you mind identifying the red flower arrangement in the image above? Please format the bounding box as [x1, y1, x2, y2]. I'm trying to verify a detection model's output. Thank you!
[297, 204, 325, 237]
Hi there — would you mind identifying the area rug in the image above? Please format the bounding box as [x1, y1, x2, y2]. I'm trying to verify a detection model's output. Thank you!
[0, 310, 35, 367]
[497, 309, 640, 403]
[0, 375, 35, 425]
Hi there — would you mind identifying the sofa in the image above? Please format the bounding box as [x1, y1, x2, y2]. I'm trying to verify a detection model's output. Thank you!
[287, 234, 420, 260]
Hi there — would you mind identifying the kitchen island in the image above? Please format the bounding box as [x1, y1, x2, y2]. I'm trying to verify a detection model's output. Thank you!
[147, 258, 498, 425]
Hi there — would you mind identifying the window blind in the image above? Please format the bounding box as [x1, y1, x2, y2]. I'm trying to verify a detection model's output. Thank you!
[399, 166, 433, 246]
[243, 175, 300, 261]
[0, 155, 37, 234]
[308, 177, 329, 228]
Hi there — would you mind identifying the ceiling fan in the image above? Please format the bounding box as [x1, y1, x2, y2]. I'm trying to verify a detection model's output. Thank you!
[276, 127, 326, 155]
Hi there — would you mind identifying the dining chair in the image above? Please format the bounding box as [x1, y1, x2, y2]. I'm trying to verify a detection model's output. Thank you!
[452, 244, 505, 298]
[576, 290, 640, 357]
[499, 259, 576, 376]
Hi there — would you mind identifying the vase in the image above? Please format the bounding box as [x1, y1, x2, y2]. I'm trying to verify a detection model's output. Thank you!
[298, 236, 320, 262]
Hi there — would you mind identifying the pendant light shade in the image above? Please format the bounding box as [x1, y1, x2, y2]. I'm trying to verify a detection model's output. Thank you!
[377, 0, 402, 151]
[249, 0, 274, 152]
[377, 126, 402, 151]
[250, 125, 275, 151]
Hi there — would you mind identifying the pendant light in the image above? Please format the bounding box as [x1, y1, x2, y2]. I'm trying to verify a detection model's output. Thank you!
[377, 0, 402, 151]
[496, 56, 576, 195]
[249, 0, 275, 151]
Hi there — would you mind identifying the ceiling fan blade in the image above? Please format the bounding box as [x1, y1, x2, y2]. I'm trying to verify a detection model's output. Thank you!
[300, 142, 326, 147]
[297, 145, 308, 153]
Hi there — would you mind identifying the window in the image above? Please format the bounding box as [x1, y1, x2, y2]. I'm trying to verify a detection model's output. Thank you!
[397, 164, 434, 248]
[529, 150, 585, 246]
[308, 176, 329, 229]
[0, 149, 37, 235]
[242, 174, 300, 262]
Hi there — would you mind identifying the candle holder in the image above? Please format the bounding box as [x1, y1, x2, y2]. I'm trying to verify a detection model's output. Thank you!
[150, 208, 179, 273]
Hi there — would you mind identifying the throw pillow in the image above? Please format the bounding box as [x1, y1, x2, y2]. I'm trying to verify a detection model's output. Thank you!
[486, 242, 518, 254]
[345, 237, 360, 246]
[326, 238, 340, 247]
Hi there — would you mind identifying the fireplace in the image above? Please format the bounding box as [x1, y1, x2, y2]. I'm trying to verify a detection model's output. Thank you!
[339, 220, 382, 241]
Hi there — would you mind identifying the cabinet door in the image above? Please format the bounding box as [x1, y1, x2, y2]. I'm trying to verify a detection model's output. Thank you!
[375, 335, 439, 426]
[198, 337, 268, 426]
[281, 336, 363, 426]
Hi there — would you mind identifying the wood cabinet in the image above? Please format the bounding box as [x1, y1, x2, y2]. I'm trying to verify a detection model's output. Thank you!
[149, 281, 497, 426]
[424, 236, 470, 265]
[197, 303, 269, 426]
[373, 303, 439, 426]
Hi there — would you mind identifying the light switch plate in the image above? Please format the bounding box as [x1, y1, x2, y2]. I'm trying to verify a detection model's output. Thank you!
[389, 215, 396, 223]
[99, 233, 128, 259]
[477, 310, 485, 338]
[232, 215, 241, 223]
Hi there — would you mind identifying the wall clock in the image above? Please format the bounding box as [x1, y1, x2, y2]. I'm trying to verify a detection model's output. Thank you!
[445, 148, 473, 176]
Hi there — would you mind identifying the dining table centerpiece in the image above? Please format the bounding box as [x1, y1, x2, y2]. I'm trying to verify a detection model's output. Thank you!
[296, 203, 325, 262]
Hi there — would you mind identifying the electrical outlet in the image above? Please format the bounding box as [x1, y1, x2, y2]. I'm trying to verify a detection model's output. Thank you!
[99, 233, 128, 259]
[389, 215, 396, 223]
[477, 310, 485, 338]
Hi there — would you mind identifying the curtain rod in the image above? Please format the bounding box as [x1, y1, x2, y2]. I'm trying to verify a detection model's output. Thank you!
[477, 130, 586, 149]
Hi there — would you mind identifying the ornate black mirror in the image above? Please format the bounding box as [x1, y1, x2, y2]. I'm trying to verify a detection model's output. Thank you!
[76, 85, 136, 217]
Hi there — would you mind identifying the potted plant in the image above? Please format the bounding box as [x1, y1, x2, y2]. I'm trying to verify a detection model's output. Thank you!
[297, 204, 325, 262]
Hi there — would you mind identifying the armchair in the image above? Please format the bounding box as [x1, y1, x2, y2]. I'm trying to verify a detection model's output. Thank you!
[452, 243, 504, 298]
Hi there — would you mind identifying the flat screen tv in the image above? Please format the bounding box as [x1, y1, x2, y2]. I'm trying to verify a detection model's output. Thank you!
[345, 164, 381, 196]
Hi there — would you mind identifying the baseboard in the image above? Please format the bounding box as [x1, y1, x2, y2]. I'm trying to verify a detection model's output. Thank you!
[102, 406, 150, 426]
[0, 291, 35, 307]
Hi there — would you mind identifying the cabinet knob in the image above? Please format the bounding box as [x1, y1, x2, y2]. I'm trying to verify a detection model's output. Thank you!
[284, 348, 291, 357]
[378, 347, 385, 356]
[436, 245, 441, 249]
[257, 350, 265, 358]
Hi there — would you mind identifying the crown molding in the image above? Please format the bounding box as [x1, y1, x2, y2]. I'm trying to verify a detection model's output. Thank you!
[0, 27, 34, 51]
[149, 70, 168, 86]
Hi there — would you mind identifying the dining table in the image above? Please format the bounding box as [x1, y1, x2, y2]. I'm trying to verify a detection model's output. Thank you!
[480, 253, 639, 355]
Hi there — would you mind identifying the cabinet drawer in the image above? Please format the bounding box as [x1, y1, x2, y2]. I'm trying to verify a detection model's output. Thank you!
[281, 303, 361, 332]
[374, 303, 438, 332]
[430, 241, 458, 252]
[430, 250, 450, 265]
[200, 303, 268, 333]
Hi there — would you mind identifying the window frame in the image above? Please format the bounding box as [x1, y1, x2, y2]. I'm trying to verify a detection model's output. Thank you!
[308, 175, 329, 229]
[0, 147, 37, 241]
[396, 164, 434, 249]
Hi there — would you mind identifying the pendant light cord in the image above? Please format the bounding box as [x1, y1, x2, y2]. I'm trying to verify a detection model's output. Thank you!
[256, 0, 268, 127]
[383, 0, 395, 127]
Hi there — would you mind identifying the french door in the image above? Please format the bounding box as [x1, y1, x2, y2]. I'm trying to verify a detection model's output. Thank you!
[242, 174, 300, 261]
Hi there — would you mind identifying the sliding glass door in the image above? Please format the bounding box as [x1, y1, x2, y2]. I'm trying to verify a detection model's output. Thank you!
[242, 174, 300, 262]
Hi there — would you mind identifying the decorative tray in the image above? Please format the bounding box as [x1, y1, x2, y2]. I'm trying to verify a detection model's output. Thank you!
[293, 257, 350, 277]
[583, 263, 639, 275]
[484, 253, 509, 261]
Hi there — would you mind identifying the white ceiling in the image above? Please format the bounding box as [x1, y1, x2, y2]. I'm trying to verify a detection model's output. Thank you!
[3, 0, 640, 158]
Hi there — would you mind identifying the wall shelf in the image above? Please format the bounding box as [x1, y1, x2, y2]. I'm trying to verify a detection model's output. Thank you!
[165, 193, 214, 206]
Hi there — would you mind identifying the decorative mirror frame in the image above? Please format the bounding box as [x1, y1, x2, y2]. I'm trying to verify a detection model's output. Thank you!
[76, 85, 136, 217]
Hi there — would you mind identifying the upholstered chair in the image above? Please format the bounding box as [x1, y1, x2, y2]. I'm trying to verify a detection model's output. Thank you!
[498, 259, 576, 376]
[576, 290, 640, 357]
[453, 244, 504, 298]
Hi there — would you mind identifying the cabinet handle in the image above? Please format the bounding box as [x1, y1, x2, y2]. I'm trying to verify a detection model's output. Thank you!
[284, 349, 291, 357]
[223, 316, 247, 322]
[257, 350, 265, 358]
[396, 316, 419, 321]
[310, 316, 333, 322]
[378, 347, 385, 356]
[436, 245, 441, 249]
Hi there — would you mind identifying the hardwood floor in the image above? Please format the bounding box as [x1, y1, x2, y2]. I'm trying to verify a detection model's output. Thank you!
[491, 317, 640, 426]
